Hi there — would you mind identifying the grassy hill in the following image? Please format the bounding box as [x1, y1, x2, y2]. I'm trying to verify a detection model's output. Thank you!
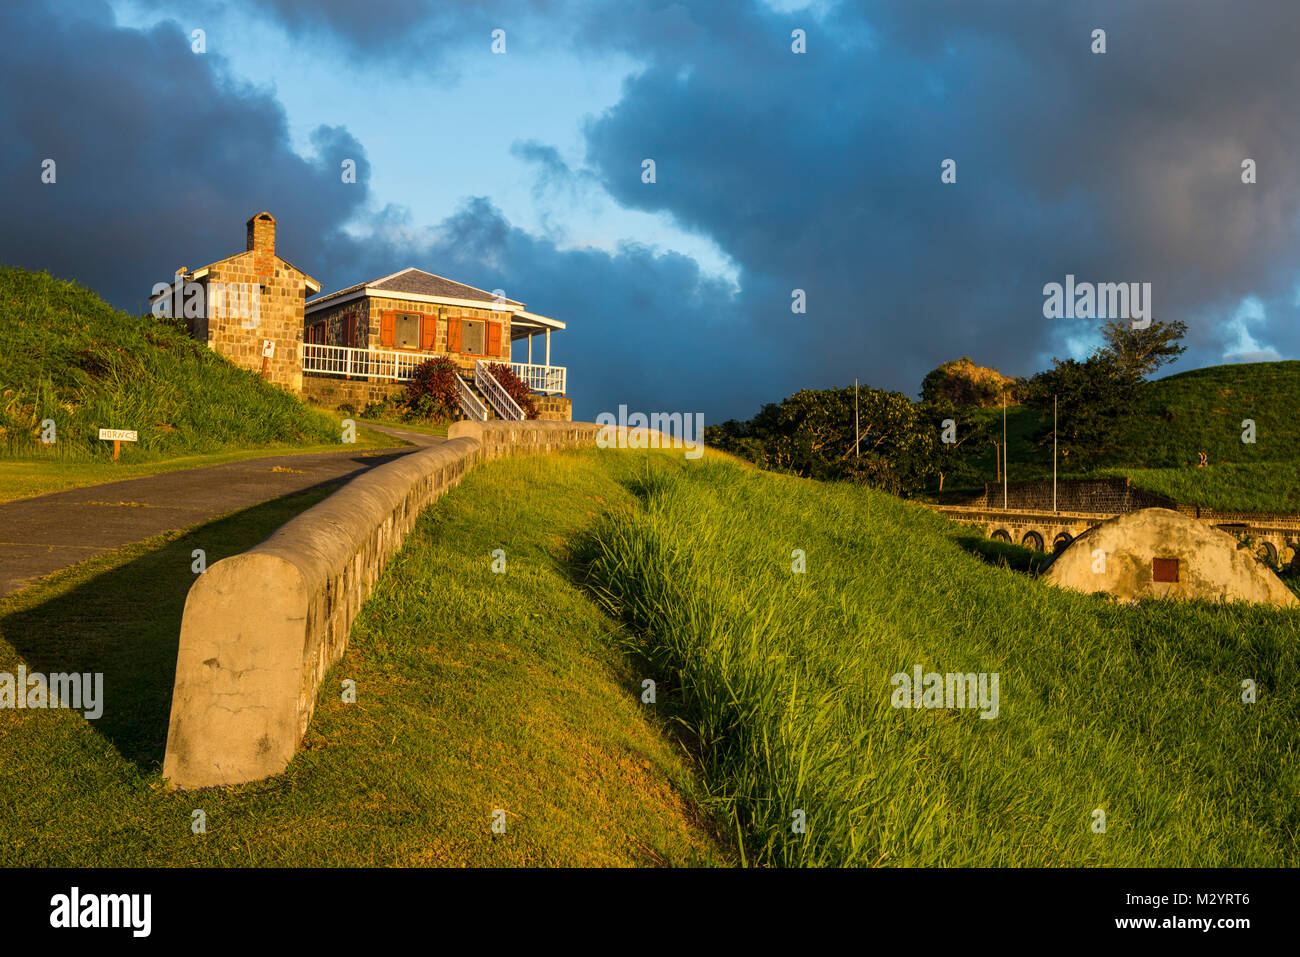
[0, 266, 339, 461]
[2, 447, 1294, 866]
[583, 452, 1300, 866]
[960, 360, 1300, 511]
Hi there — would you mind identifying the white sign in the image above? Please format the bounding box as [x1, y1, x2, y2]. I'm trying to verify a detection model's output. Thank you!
[261, 339, 275, 358]
[98, 429, 137, 442]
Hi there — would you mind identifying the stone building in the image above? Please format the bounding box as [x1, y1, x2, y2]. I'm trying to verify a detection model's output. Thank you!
[149, 212, 571, 420]
[151, 212, 320, 393]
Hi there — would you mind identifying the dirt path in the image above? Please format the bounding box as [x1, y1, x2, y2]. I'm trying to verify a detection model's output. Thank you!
[0, 423, 439, 597]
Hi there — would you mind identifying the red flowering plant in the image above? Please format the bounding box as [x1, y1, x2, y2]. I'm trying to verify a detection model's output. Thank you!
[403, 356, 462, 422]
[486, 362, 539, 419]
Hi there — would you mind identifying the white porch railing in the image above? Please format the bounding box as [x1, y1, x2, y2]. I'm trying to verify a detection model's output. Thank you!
[302, 344, 566, 396]
[455, 374, 489, 422]
[510, 362, 566, 395]
[475, 361, 524, 421]
[302, 343, 427, 380]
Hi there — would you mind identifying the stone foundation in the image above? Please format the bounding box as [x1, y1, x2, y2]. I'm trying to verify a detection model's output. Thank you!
[302, 373, 407, 411]
[533, 395, 573, 421]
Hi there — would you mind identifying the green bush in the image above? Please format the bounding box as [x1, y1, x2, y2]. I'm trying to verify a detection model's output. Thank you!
[402, 356, 461, 422]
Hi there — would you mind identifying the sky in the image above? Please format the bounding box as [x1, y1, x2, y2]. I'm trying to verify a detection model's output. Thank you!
[2, 0, 1298, 422]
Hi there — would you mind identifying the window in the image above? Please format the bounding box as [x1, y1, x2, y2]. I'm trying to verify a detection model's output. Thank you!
[345, 315, 357, 347]
[1152, 558, 1179, 583]
[460, 319, 485, 354]
[308, 322, 326, 345]
[395, 313, 421, 350]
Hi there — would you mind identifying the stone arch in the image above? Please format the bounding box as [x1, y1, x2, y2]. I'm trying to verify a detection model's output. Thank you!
[1257, 541, 1278, 564]
[990, 528, 1011, 543]
[1021, 530, 1045, 552]
[1052, 532, 1074, 553]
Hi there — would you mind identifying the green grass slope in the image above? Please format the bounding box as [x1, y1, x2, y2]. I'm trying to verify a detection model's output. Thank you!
[584, 454, 1300, 866]
[0, 266, 339, 460]
[958, 360, 1300, 511]
[0, 451, 724, 866]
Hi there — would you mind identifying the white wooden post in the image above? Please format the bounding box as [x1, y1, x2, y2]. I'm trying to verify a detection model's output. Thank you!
[528, 334, 533, 364]
[545, 330, 551, 367]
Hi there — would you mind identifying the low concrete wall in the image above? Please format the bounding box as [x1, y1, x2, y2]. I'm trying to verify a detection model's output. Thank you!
[448, 419, 600, 459]
[162, 421, 603, 790]
[965, 477, 1179, 514]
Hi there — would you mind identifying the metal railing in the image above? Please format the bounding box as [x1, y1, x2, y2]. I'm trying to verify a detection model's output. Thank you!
[475, 361, 525, 421]
[301, 343, 428, 380]
[455, 374, 489, 421]
[509, 362, 566, 395]
[302, 345, 566, 397]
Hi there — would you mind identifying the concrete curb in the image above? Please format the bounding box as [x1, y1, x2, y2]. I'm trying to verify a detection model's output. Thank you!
[162, 423, 603, 790]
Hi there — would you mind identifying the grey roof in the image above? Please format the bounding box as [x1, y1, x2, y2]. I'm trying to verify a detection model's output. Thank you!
[306, 267, 523, 309]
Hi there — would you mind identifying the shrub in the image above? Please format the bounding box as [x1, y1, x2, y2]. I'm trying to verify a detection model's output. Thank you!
[403, 356, 461, 422]
[486, 363, 538, 419]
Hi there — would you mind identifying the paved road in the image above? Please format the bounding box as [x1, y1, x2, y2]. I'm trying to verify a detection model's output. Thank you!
[0, 423, 441, 598]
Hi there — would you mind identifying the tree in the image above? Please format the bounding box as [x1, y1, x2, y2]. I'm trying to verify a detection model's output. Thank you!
[704, 385, 937, 494]
[917, 398, 996, 491]
[1100, 318, 1187, 379]
[920, 357, 1015, 408]
[1017, 352, 1142, 466]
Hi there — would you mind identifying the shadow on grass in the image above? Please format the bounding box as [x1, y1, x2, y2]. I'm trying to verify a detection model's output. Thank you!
[953, 533, 1052, 575]
[0, 484, 340, 775]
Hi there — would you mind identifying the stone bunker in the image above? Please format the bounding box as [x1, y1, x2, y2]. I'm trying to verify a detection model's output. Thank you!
[1041, 507, 1298, 608]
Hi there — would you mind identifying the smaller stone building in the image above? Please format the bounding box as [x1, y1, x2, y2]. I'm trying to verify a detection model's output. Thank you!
[1042, 507, 1299, 607]
[151, 212, 320, 393]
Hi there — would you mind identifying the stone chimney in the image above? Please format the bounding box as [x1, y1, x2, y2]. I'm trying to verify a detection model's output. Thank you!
[246, 211, 276, 279]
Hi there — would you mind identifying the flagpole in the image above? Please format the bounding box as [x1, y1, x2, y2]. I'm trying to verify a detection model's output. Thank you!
[1053, 394, 1058, 513]
[1002, 392, 1008, 509]
[855, 378, 860, 458]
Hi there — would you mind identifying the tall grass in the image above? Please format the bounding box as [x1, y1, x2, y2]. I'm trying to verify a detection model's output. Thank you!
[0, 266, 338, 460]
[582, 455, 1300, 866]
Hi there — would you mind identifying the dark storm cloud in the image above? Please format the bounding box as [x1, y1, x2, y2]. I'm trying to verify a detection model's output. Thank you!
[574, 0, 1300, 403]
[0, 0, 370, 311]
[4, 0, 1299, 425]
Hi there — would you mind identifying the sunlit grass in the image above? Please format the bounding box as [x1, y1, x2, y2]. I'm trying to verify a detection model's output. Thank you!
[0, 449, 724, 866]
[0, 266, 344, 461]
[582, 454, 1300, 866]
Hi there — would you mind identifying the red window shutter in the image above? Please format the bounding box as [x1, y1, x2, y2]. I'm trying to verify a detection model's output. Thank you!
[447, 317, 462, 352]
[380, 311, 395, 348]
[487, 321, 501, 356]
[421, 314, 436, 351]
